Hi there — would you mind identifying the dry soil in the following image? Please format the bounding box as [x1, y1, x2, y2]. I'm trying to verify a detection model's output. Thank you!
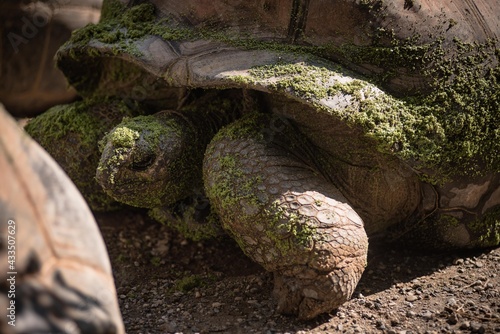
[97, 209, 500, 334]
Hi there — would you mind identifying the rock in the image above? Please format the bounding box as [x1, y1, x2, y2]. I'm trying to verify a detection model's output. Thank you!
[446, 297, 457, 308]
[406, 295, 418, 302]
[212, 302, 224, 308]
[406, 310, 416, 318]
[421, 310, 433, 320]
[459, 321, 471, 329]
[470, 322, 486, 333]
[447, 313, 459, 325]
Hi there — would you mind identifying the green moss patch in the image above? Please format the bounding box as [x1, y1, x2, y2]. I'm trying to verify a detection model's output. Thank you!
[265, 203, 316, 255]
[110, 126, 139, 147]
[204, 152, 260, 221]
[170, 273, 218, 294]
[233, 58, 499, 182]
[102, 114, 179, 149]
[471, 206, 500, 247]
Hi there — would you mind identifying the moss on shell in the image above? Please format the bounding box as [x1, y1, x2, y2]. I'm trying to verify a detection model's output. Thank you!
[232, 57, 499, 182]
[56, 1, 499, 243]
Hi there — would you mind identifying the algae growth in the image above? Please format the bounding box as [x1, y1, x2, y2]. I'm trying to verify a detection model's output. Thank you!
[232, 58, 499, 182]
[471, 206, 500, 247]
[110, 126, 139, 148]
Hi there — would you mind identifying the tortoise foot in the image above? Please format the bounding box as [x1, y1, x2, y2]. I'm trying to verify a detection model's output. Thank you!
[273, 267, 363, 320]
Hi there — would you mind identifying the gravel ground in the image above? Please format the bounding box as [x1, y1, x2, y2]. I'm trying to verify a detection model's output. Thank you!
[96, 209, 500, 334]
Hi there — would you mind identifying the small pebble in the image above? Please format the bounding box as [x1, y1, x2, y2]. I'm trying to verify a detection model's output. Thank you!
[459, 321, 471, 329]
[470, 322, 486, 333]
[390, 318, 400, 326]
[212, 302, 223, 308]
[447, 313, 458, 325]
[446, 297, 457, 308]
[375, 320, 386, 329]
[406, 295, 418, 302]
[406, 310, 416, 318]
[421, 310, 433, 320]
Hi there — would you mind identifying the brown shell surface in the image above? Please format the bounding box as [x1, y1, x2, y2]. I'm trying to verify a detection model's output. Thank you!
[57, 0, 500, 97]
[125, 0, 499, 93]
[0, 104, 124, 333]
[149, 0, 499, 43]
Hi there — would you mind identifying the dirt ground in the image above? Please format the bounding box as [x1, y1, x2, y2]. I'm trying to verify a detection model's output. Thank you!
[96, 209, 500, 334]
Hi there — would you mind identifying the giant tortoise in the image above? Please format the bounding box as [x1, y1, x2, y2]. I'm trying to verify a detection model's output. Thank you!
[26, 0, 499, 320]
[0, 104, 124, 333]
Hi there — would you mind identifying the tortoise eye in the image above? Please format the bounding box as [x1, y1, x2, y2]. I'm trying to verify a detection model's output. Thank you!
[130, 153, 156, 171]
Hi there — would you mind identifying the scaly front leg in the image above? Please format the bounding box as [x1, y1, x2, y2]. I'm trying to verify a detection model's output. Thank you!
[203, 113, 368, 320]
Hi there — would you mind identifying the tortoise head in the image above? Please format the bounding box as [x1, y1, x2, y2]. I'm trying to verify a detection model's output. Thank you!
[96, 111, 199, 208]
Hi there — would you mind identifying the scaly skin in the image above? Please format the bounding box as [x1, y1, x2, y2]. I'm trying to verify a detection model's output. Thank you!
[203, 113, 368, 319]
